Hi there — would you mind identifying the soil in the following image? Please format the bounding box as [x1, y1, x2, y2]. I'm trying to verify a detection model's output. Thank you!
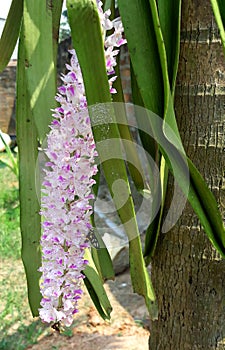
[27, 269, 150, 350]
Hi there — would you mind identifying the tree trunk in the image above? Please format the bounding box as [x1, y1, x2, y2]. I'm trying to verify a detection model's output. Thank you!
[149, 1, 225, 349]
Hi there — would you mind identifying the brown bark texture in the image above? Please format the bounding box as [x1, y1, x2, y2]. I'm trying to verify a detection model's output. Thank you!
[149, 1, 225, 349]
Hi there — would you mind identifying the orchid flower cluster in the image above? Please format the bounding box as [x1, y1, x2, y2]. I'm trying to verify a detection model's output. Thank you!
[39, 1, 126, 327]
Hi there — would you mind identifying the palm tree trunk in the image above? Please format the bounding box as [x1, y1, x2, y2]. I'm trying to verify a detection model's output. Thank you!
[149, 1, 225, 349]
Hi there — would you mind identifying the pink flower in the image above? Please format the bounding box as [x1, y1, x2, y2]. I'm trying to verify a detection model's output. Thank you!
[39, 0, 126, 327]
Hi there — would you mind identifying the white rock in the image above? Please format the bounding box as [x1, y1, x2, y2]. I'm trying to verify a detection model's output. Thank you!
[0, 131, 11, 152]
[102, 233, 129, 275]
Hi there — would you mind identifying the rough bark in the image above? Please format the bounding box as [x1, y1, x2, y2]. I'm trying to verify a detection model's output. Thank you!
[149, 1, 225, 349]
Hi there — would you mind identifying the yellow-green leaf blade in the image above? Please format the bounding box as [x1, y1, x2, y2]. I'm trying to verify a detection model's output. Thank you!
[0, 0, 23, 72]
[23, 0, 57, 141]
[211, 0, 225, 55]
[16, 22, 42, 316]
[84, 250, 112, 320]
[118, 0, 163, 117]
[157, 0, 181, 95]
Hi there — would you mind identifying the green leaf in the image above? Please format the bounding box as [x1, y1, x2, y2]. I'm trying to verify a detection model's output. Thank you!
[217, 0, 225, 27]
[0, 0, 23, 72]
[144, 158, 168, 261]
[130, 66, 163, 260]
[16, 22, 42, 316]
[188, 159, 225, 256]
[91, 245, 115, 281]
[118, 0, 163, 117]
[91, 173, 115, 282]
[0, 159, 15, 173]
[90, 222, 115, 281]
[148, 0, 225, 257]
[129, 237, 158, 319]
[16, 0, 60, 316]
[147, 113, 225, 258]
[52, 1, 64, 65]
[157, 0, 181, 95]
[118, 0, 169, 261]
[113, 58, 145, 191]
[67, 0, 157, 317]
[148, 0, 182, 139]
[67, 0, 111, 104]
[23, 0, 57, 141]
[0, 131, 18, 177]
[130, 62, 158, 189]
[83, 250, 112, 320]
[211, 0, 225, 55]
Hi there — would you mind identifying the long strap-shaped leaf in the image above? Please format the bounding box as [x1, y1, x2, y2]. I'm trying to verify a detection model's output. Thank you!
[91, 246, 115, 281]
[113, 57, 145, 191]
[211, 0, 225, 55]
[148, 0, 182, 140]
[146, 115, 225, 257]
[52, 0, 64, 65]
[146, 0, 181, 259]
[83, 250, 112, 320]
[117, 0, 167, 261]
[188, 160, 225, 253]
[23, 0, 57, 141]
[16, 22, 42, 317]
[119, 0, 225, 258]
[147, 0, 224, 257]
[90, 215, 115, 281]
[148, 0, 186, 242]
[157, 0, 181, 95]
[130, 66, 165, 260]
[107, 0, 144, 191]
[0, 0, 23, 72]
[148, 0, 225, 257]
[17, 1, 62, 316]
[118, 0, 163, 117]
[67, 0, 157, 319]
[90, 174, 115, 281]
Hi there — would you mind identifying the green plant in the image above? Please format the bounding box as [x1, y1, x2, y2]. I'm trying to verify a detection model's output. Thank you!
[0, 166, 20, 259]
[0, 0, 224, 341]
[0, 167, 48, 349]
[0, 131, 18, 178]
